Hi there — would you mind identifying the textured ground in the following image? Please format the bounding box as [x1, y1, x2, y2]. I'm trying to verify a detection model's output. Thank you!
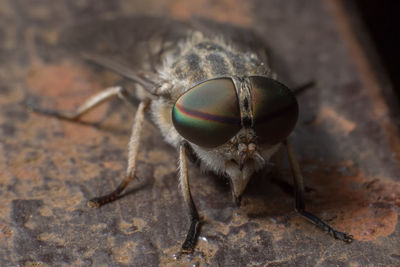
[0, 0, 399, 266]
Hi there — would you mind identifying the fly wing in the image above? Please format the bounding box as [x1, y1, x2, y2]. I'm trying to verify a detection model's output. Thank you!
[60, 16, 272, 92]
[61, 16, 192, 69]
[60, 16, 193, 94]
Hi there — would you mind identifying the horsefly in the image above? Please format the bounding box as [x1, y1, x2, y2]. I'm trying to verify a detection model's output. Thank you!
[33, 16, 353, 252]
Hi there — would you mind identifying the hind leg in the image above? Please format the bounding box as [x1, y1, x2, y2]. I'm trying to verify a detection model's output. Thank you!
[29, 86, 133, 120]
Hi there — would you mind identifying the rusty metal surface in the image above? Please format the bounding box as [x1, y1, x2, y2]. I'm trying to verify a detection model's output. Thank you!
[0, 0, 399, 266]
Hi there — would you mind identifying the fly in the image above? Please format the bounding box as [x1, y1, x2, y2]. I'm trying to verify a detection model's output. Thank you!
[32, 16, 353, 252]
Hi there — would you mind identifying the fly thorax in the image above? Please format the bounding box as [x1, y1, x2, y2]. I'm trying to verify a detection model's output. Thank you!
[166, 36, 269, 89]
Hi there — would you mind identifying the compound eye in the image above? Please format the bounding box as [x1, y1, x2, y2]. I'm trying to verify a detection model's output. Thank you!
[172, 78, 241, 147]
[250, 76, 298, 145]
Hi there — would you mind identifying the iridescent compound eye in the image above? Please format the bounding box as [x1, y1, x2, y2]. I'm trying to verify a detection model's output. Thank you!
[172, 78, 241, 147]
[250, 76, 298, 145]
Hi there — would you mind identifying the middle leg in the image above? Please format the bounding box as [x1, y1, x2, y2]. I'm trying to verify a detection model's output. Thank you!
[88, 99, 151, 208]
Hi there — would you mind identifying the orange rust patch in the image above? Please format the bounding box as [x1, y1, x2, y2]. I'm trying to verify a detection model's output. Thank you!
[314, 106, 356, 136]
[27, 61, 96, 100]
[103, 161, 124, 171]
[11, 166, 42, 183]
[26, 60, 106, 118]
[167, 0, 253, 26]
[345, 203, 397, 241]
[25, 61, 117, 143]
[61, 121, 104, 144]
[304, 160, 399, 241]
[6, 149, 43, 182]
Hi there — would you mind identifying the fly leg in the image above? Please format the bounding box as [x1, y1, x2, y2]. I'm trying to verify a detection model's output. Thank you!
[284, 140, 353, 243]
[88, 99, 150, 208]
[30, 84, 151, 207]
[29, 86, 134, 121]
[179, 142, 201, 252]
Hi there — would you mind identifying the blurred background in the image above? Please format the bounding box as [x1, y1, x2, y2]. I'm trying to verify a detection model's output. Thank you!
[354, 0, 400, 102]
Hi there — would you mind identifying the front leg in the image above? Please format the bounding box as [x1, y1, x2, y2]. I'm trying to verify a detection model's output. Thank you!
[284, 139, 353, 243]
[179, 141, 201, 252]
